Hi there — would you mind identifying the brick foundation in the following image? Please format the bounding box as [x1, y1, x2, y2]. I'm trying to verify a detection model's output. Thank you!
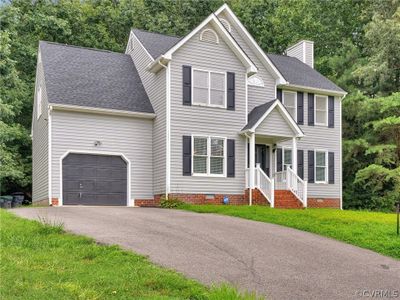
[51, 198, 59, 206]
[307, 198, 340, 208]
[244, 189, 270, 206]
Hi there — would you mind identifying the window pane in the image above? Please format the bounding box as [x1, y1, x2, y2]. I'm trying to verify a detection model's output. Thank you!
[210, 157, 223, 174]
[316, 110, 326, 124]
[284, 92, 295, 107]
[316, 167, 326, 181]
[194, 137, 207, 155]
[193, 156, 207, 174]
[210, 90, 224, 106]
[211, 138, 224, 156]
[193, 87, 208, 105]
[287, 107, 296, 119]
[316, 96, 327, 110]
[284, 149, 292, 165]
[316, 151, 326, 166]
[193, 70, 208, 88]
[210, 72, 224, 90]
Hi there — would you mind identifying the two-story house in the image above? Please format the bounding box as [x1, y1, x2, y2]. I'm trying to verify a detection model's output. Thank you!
[31, 4, 346, 208]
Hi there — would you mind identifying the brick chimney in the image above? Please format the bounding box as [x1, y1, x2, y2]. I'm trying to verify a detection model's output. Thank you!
[285, 40, 314, 68]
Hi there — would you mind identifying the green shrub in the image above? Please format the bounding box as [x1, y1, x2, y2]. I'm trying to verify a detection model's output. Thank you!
[160, 196, 185, 208]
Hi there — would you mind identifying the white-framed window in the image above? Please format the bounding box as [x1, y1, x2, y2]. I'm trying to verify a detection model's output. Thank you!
[247, 75, 264, 87]
[276, 147, 292, 171]
[36, 86, 42, 120]
[283, 91, 296, 121]
[192, 136, 226, 176]
[315, 95, 328, 126]
[315, 150, 328, 183]
[192, 69, 226, 108]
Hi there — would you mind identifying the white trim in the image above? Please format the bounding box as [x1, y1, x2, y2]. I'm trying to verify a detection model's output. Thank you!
[49, 104, 156, 119]
[157, 13, 257, 74]
[245, 73, 248, 123]
[130, 30, 155, 61]
[314, 149, 328, 184]
[218, 18, 231, 32]
[166, 62, 171, 195]
[48, 106, 52, 205]
[275, 146, 293, 172]
[199, 28, 219, 44]
[282, 90, 297, 122]
[36, 86, 42, 120]
[59, 150, 132, 207]
[243, 100, 304, 137]
[314, 94, 328, 126]
[247, 74, 265, 87]
[215, 4, 286, 83]
[191, 135, 227, 177]
[302, 41, 306, 64]
[279, 84, 347, 97]
[191, 68, 227, 108]
[339, 96, 344, 209]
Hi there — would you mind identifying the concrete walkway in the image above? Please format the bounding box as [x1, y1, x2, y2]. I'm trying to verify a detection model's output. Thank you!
[12, 207, 400, 299]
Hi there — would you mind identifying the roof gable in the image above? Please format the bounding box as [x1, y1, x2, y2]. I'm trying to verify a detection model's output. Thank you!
[39, 41, 154, 114]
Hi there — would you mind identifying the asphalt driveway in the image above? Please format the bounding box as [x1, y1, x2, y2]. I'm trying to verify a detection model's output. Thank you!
[12, 207, 400, 299]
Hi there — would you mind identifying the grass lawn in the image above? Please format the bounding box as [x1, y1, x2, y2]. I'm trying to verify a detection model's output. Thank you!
[179, 205, 400, 260]
[0, 209, 257, 300]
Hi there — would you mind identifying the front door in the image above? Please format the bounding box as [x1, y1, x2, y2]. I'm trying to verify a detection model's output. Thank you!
[255, 144, 270, 177]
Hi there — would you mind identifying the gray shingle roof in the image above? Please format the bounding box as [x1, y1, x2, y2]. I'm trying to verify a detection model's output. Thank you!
[267, 53, 345, 93]
[242, 100, 277, 131]
[132, 29, 182, 59]
[39, 41, 154, 113]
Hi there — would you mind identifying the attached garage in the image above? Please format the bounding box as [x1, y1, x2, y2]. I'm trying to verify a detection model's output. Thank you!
[62, 153, 128, 206]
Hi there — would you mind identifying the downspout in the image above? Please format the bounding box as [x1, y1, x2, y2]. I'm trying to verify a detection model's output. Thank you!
[244, 132, 252, 206]
[158, 61, 171, 200]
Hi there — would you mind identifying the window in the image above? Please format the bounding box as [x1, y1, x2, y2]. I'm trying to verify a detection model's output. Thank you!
[315, 151, 327, 183]
[283, 91, 296, 120]
[193, 136, 225, 176]
[283, 148, 292, 170]
[192, 69, 226, 108]
[36, 86, 42, 120]
[247, 75, 264, 87]
[315, 95, 328, 125]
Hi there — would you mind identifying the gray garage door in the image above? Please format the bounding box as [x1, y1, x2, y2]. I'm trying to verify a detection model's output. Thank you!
[62, 153, 127, 206]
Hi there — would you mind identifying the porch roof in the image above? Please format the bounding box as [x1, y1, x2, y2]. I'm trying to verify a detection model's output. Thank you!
[241, 99, 304, 137]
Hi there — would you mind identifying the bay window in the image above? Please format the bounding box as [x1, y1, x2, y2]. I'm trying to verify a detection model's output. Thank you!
[192, 69, 226, 108]
[193, 136, 225, 176]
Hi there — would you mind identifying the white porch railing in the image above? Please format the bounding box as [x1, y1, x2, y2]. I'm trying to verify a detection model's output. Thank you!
[286, 167, 307, 207]
[245, 164, 274, 208]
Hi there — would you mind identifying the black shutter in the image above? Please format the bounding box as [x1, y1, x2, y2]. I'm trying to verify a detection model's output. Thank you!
[227, 139, 235, 177]
[227, 72, 235, 110]
[277, 88, 282, 102]
[297, 150, 304, 179]
[182, 65, 191, 106]
[308, 93, 314, 126]
[182, 136, 191, 176]
[277, 148, 283, 172]
[328, 96, 334, 128]
[308, 150, 315, 183]
[297, 92, 304, 125]
[328, 152, 335, 184]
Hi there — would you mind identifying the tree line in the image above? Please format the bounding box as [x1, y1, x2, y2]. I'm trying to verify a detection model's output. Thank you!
[0, 0, 399, 210]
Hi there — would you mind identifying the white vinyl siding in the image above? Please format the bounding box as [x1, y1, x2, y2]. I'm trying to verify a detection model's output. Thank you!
[192, 136, 225, 176]
[315, 150, 327, 183]
[282, 91, 296, 121]
[51, 111, 153, 201]
[315, 95, 328, 126]
[192, 69, 226, 108]
[255, 107, 295, 137]
[32, 53, 49, 203]
[36, 86, 42, 120]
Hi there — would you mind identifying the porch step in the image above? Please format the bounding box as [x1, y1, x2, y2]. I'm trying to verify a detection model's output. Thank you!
[274, 190, 303, 209]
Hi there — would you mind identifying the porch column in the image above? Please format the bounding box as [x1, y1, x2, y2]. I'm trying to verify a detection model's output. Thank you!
[249, 132, 256, 206]
[292, 137, 297, 174]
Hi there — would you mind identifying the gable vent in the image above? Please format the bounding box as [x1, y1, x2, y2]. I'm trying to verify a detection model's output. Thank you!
[219, 18, 231, 32]
[200, 28, 219, 44]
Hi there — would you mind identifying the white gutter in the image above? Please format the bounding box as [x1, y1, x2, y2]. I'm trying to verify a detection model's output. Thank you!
[279, 83, 347, 97]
